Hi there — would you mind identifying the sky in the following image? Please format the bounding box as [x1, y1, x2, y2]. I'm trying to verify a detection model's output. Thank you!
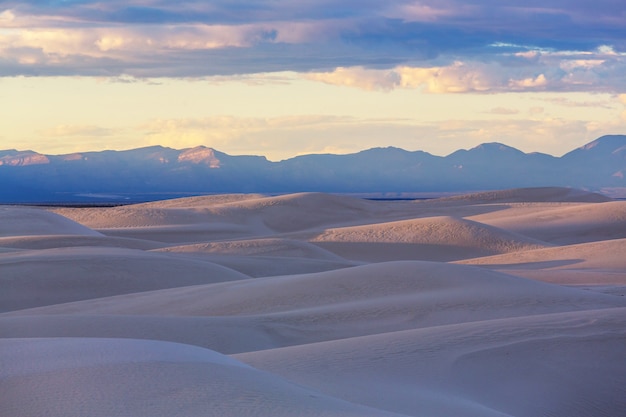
[1, 0, 625, 161]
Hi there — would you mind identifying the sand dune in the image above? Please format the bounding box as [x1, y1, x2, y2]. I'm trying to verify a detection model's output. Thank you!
[156, 237, 346, 260]
[430, 186, 611, 204]
[153, 237, 357, 276]
[468, 200, 626, 244]
[0, 315, 290, 354]
[0, 206, 102, 237]
[50, 193, 394, 243]
[0, 234, 163, 250]
[309, 216, 547, 261]
[51, 192, 380, 232]
[15, 260, 617, 318]
[6, 261, 623, 357]
[238, 307, 626, 417]
[457, 238, 626, 287]
[133, 193, 268, 208]
[1, 338, 400, 417]
[2, 188, 625, 417]
[0, 246, 247, 312]
[459, 237, 626, 270]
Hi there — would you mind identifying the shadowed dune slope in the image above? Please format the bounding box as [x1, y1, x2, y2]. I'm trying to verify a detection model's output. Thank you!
[155, 237, 346, 260]
[152, 238, 358, 277]
[160, 253, 357, 278]
[429, 187, 611, 204]
[0, 235, 164, 250]
[237, 307, 626, 417]
[0, 247, 248, 313]
[0, 315, 295, 354]
[1, 338, 402, 417]
[1, 262, 624, 354]
[0, 206, 102, 237]
[9, 261, 623, 320]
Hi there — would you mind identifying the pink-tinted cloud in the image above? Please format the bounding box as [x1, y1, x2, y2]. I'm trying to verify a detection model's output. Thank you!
[0, 0, 624, 95]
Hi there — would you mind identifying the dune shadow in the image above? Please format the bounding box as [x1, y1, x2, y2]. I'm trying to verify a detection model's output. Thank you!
[311, 241, 493, 262]
[410, 202, 514, 219]
[474, 259, 584, 270]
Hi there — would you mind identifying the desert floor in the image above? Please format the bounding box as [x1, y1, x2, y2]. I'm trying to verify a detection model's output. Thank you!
[1, 187, 625, 417]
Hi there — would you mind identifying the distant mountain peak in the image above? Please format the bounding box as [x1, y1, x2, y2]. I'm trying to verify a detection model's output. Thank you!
[578, 135, 625, 150]
[446, 142, 526, 160]
[471, 142, 523, 153]
[178, 146, 221, 167]
[562, 135, 626, 160]
[0, 150, 50, 166]
[1, 135, 625, 202]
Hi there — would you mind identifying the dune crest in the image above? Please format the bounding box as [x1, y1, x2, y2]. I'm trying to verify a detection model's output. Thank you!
[429, 186, 611, 204]
[310, 216, 547, 261]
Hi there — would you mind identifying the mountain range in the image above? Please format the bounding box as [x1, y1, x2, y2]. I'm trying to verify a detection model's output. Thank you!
[1, 135, 625, 203]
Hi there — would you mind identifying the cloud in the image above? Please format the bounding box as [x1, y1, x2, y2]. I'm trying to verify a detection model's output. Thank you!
[397, 63, 502, 93]
[0, 0, 624, 95]
[139, 115, 421, 160]
[619, 94, 626, 121]
[305, 63, 503, 93]
[537, 97, 615, 109]
[303, 45, 626, 94]
[305, 67, 399, 91]
[135, 110, 626, 160]
[39, 124, 116, 137]
[509, 74, 547, 90]
[486, 107, 520, 115]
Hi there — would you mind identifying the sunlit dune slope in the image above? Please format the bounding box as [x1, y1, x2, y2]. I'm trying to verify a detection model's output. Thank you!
[309, 216, 548, 261]
[458, 237, 626, 270]
[468, 200, 626, 244]
[50, 192, 380, 232]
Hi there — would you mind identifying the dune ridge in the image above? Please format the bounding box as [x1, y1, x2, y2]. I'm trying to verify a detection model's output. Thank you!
[2, 187, 625, 417]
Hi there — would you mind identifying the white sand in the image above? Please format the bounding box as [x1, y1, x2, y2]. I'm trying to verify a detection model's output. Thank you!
[2, 187, 625, 417]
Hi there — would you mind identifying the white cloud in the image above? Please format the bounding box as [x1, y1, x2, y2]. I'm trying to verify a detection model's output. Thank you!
[136, 110, 626, 161]
[305, 67, 399, 91]
[302, 44, 626, 94]
[0, 24, 275, 64]
[397, 62, 498, 93]
[0, 9, 16, 23]
[39, 124, 115, 137]
[508, 74, 547, 90]
[305, 62, 515, 93]
[487, 107, 520, 115]
[619, 94, 626, 121]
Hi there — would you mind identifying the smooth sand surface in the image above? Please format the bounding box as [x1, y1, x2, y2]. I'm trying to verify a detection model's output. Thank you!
[2, 187, 625, 417]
